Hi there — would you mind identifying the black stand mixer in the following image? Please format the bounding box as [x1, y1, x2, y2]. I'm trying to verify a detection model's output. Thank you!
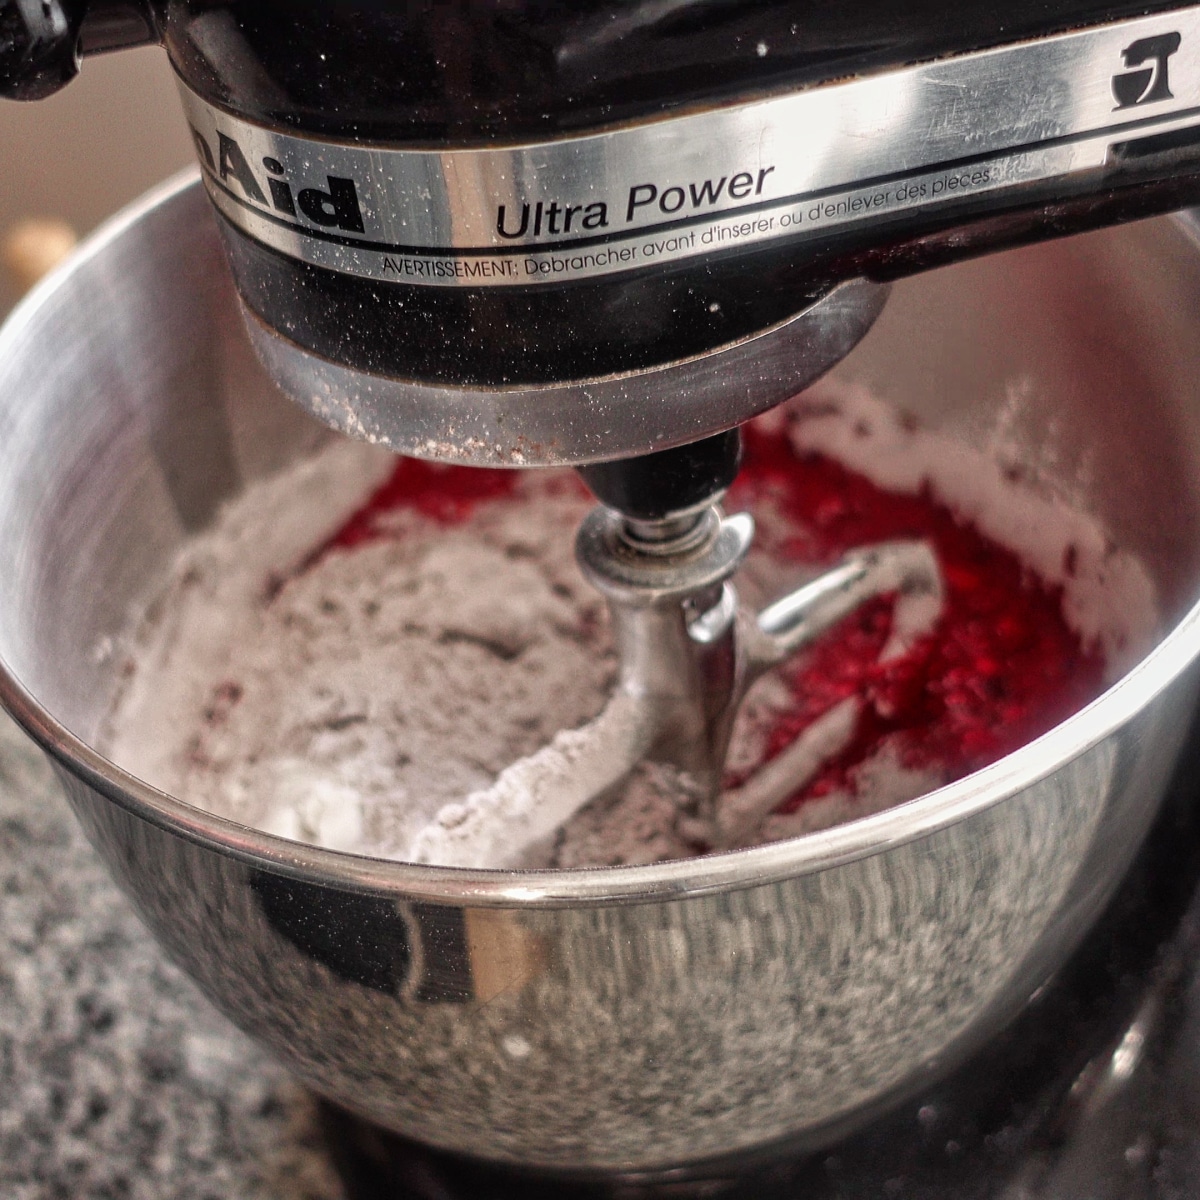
[7, 0, 1200, 860]
[12, 4, 1200, 1182]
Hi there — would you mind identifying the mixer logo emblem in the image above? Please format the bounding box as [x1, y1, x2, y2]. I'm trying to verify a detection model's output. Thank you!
[1112, 32, 1181, 109]
[189, 127, 366, 235]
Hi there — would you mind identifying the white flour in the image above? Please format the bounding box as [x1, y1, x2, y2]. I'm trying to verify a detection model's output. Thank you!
[786, 383, 1158, 679]
[101, 385, 1160, 869]
[103, 455, 617, 861]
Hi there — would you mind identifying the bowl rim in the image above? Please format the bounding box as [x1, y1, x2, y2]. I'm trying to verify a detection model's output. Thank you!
[2, 170, 1198, 907]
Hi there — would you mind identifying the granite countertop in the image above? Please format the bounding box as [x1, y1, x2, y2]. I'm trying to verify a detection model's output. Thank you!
[0, 709, 345, 1200]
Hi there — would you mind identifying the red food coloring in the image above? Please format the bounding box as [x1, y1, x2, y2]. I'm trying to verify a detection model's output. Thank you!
[331, 458, 521, 549]
[727, 420, 1106, 807]
[319, 420, 1107, 814]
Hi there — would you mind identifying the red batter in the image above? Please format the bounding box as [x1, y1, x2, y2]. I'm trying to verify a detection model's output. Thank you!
[324, 420, 1105, 815]
[728, 422, 1104, 810]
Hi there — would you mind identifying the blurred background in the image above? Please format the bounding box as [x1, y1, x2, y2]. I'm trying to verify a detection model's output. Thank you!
[0, 46, 192, 315]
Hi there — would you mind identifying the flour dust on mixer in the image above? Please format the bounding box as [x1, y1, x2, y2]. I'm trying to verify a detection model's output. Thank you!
[100, 383, 1157, 870]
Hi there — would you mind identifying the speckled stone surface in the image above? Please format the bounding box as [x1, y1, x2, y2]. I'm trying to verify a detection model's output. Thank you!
[0, 709, 344, 1200]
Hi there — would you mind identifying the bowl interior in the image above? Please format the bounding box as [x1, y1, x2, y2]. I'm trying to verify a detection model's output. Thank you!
[4, 182, 1200, 853]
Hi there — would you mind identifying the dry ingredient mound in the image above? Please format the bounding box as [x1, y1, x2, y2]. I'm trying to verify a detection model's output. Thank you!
[104, 452, 617, 862]
[101, 385, 1159, 869]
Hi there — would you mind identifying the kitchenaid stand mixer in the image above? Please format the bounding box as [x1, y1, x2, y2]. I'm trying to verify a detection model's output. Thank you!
[10, 0, 1200, 860]
[12, 0, 1200, 1172]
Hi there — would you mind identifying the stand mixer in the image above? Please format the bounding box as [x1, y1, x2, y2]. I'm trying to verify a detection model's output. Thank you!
[12, 3, 1200, 1173]
[10, 0, 1200, 863]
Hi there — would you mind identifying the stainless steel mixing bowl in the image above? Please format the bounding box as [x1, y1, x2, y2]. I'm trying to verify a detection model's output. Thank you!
[3, 172, 1200, 1174]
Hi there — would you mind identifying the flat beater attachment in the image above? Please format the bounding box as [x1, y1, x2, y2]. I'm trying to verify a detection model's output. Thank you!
[408, 487, 942, 868]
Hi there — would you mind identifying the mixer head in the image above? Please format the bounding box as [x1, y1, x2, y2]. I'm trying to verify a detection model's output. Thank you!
[9, 1, 1200, 472]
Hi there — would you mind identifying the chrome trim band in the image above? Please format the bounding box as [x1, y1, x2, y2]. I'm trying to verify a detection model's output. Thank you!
[181, 8, 1200, 287]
